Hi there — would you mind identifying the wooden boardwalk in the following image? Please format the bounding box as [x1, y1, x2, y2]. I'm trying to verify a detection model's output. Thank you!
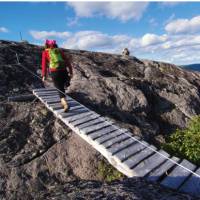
[33, 87, 200, 198]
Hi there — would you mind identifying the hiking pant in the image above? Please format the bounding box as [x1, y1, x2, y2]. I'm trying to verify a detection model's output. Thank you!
[51, 70, 70, 98]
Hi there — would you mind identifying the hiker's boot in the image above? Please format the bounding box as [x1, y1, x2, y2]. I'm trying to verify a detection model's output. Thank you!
[61, 98, 69, 112]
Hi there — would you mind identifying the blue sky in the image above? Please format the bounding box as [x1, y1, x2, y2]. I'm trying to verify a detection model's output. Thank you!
[1, 2, 200, 65]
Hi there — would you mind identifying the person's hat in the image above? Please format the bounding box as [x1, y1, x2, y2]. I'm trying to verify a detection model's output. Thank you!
[45, 39, 56, 46]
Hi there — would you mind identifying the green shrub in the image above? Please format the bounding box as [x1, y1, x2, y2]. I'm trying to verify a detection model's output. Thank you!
[163, 115, 200, 165]
[98, 160, 124, 182]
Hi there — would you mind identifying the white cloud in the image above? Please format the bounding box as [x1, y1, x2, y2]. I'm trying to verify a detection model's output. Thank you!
[60, 30, 199, 64]
[67, 2, 149, 22]
[29, 30, 71, 40]
[0, 27, 9, 33]
[30, 28, 200, 65]
[62, 31, 116, 50]
[165, 15, 200, 34]
[141, 34, 167, 47]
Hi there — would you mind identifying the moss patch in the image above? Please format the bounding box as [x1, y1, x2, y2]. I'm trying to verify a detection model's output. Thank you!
[98, 160, 124, 182]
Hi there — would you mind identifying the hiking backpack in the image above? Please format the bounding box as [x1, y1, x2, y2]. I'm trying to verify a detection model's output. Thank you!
[48, 48, 65, 69]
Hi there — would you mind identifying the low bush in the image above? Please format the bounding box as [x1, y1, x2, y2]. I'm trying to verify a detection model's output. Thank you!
[163, 115, 200, 165]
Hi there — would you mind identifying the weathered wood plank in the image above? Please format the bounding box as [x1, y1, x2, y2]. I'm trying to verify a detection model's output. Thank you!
[89, 125, 121, 140]
[47, 98, 74, 104]
[94, 128, 125, 143]
[42, 97, 60, 102]
[38, 94, 60, 99]
[101, 134, 130, 149]
[41, 96, 60, 100]
[60, 112, 87, 121]
[147, 156, 180, 182]
[33, 88, 56, 92]
[35, 89, 58, 93]
[50, 101, 79, 109]
[161, 159, 196, 190]
[108, 134, 140, 155]
[51, 104, 63, 110]
[36, 92, 59, 96]
[56, 107, 88, 116]
[50, 102, 80, 111]
[67, 111, 94, 123]
[71, 114, 101, 127]
[123, 145, 156, 169]
[54, 105, 83, 114]
[49, 102, 79, 110]
[179, 168, 200, 197]
[60, 108, 90, 119]
[76, 117, 105, 129]
[115, 142, 148, 162]
[108, 137, 137, 155]
[81, 121, 112, 135]
[36, 93, 60, 98]
[132, 150, 169, 177]
[41, 95, 72, 101]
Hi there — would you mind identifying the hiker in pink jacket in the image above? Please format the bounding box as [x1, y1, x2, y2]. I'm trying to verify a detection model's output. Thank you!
[42, 40, 73, 112]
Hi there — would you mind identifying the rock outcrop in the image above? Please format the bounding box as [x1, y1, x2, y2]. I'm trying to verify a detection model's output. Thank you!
[0, 40, 200, 199]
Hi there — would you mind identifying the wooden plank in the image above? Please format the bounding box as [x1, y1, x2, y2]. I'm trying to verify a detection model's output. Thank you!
[41, 96, 60, 100]
[161, 159, 196, 190]
[66, 111, 94, 123]
[36, 93, 60, 98]
[43, 97, 60, 102]
[132, 150, 169, 177]
[51, 104, 63, 110]
[179, 168, 200, 197]
[35, 89, 58, 93]
[50, 102, 79, 108]
[35, 88, 58, 93]
[115, 142, 148, 162]
[56, 106, 87, 115]
[107, 133, 140, 153]
[71, 114, 100, 126]
[76, 117, 105, 129]
[33, 89, 56, 94]
[68, 101, 80, 106]
[44, 98, 74, 104]
[147, 156, 180, 182]
[65, 105, 83, 110]
[33, 88, 56, 92]
[47, 98, 74, 104]
[70, 113, 100, 126]
[81, 121, 112, 135]
[60, 108, 90, 119]
[41, 95, 72, 100]
[50, 102, 79, 111]
[123, 145, 156, 169]
[39, 95, 59, 99]
[108, 137, 137, 155]
[101, 134, 130, 149]
[53, 105, 82, 114]
[50, 102, 76, 109]
[95, 129, 127, 144]
[90, 126, 120, 141]
[44, 99, 60, 104]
